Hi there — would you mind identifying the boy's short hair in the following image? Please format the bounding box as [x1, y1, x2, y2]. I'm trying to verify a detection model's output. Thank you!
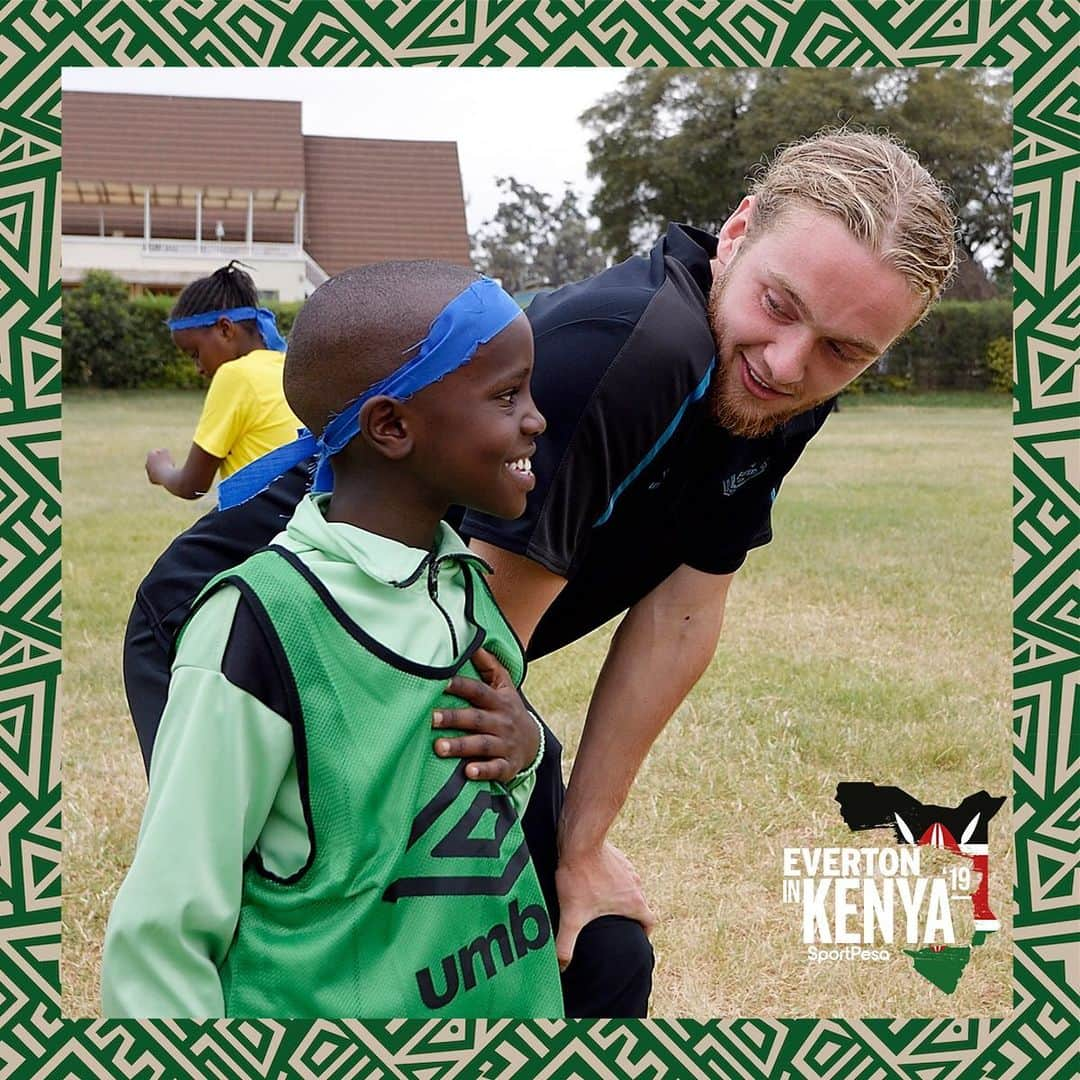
[285, 260, 480, 435]
[747, 128, 958, 322]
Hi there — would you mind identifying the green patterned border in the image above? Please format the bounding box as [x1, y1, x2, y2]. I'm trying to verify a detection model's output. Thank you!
[2, 1, 1076, 1076]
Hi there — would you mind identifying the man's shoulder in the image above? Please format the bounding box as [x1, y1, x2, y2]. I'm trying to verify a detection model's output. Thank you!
[528, 222, 714, 341]
[528, 226, 716, 397]
[526, 257, 656, 342]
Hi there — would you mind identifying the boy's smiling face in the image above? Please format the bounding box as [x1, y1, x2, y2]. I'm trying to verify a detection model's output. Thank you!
[406, 313, 545, 520]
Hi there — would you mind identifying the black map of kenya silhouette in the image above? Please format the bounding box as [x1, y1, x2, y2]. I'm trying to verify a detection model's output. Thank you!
[834, 782, 1006, 993]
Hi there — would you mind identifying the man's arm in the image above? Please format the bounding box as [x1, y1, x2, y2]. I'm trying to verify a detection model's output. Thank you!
[554, 563, 731, 965]
[468, 539, 567, 642]
[471, 540, 732, 968]
[146, 442, 221, 499]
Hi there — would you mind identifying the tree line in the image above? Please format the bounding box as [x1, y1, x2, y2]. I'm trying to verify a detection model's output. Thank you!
[473, 68, 1011, 297]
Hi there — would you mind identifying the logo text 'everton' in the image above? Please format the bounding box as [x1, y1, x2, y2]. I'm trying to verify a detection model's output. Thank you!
[779, 781, 1005, 994]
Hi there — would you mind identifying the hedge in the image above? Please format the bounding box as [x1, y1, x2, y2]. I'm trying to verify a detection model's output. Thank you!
[62, 270, 303, 390]
[62, 271, 1012, 393]
[853, 299, 1012, 393]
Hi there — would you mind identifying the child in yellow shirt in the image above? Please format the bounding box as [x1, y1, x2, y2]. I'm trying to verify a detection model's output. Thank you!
[145, 262, 300, 499]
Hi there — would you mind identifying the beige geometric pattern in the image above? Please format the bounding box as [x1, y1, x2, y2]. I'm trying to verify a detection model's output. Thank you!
[0, 1, 1075, 1076]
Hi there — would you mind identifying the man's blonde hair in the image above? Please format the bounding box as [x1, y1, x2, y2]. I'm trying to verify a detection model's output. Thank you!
[748, 129, 957, 322]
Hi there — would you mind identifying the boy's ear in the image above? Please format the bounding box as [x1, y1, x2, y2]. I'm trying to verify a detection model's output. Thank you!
[359, 396, 413, 459]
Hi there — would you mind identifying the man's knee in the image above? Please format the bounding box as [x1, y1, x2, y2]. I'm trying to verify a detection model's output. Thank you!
[561, 915, 654, 1018]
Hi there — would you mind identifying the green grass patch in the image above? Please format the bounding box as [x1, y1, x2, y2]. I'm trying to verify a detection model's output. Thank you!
[63, 392, 1011, 1018]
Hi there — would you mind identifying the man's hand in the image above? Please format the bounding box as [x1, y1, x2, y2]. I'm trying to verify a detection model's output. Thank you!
[432, 647, 539, 783]
[554, 841, 656, 972]
[145, 448, 175, 486]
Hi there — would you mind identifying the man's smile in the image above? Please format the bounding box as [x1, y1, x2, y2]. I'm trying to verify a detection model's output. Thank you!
[739, 353, 796, 401]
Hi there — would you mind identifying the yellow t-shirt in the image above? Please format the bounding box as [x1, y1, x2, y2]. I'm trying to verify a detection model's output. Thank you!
[192, 350, 301, 479]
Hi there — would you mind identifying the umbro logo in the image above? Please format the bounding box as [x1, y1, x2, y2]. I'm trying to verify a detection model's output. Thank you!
[415, 898, 551, 1008]
[722, 462, 768, 495]
[383, 762, 528, 902]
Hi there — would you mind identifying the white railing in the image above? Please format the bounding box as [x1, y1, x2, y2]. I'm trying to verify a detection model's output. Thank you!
[62, 235, 304, 259]
[144, 239, 302, 258]
[62, 234, 329, 299]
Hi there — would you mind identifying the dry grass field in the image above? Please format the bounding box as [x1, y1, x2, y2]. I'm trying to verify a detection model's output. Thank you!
[62, 390, 1012, 1018]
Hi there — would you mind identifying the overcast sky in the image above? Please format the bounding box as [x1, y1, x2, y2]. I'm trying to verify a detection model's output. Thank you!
[61, 67, 631, 235]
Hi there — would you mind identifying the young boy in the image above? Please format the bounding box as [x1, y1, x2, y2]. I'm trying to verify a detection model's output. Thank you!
[102, 262, 564, 1019]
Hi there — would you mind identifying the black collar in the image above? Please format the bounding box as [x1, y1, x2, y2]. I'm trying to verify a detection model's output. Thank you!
[662, 222, 718, 297]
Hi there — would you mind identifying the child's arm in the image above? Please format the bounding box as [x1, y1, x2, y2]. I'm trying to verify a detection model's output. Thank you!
[176, 360, 254, 494]
[102, 588, 294, 1017]
[146, 443, 222, 499]
[147, 359, 257, 499]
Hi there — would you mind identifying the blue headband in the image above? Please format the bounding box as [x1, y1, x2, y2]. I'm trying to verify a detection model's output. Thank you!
[216, 277, 523, 511]
[167, 306, 288, 353]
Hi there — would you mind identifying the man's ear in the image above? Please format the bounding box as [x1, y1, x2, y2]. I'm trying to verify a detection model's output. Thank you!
[714, 195, 755, 270]
[359, 396, 413, 460]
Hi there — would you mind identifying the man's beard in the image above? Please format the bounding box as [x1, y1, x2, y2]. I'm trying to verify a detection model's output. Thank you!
[705, 266, 828, 439]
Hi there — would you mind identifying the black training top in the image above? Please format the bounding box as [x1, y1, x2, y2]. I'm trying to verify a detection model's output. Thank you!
[462, 223, 834, 659]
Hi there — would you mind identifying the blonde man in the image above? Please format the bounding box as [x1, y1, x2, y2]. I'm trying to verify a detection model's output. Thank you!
[461, 128, 956, 1013]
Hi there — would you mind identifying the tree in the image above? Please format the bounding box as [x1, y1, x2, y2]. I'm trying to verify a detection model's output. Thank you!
[582, 69, 876, 259]
[876, 69, 1012, 274]
[582, 69, 1011, 273]
[472, 177, 607, 294]
[581, 69, 754, 260]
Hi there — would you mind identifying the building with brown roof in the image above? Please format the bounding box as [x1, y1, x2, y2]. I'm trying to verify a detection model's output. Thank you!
[303, 136, 469, 270]
[62, 91, 471, 300]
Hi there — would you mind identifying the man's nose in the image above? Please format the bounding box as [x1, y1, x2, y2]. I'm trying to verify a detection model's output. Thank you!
[764, 329, 813, 386]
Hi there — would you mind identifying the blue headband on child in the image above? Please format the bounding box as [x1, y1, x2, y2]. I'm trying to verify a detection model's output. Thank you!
[167, 306, 288, 353]
[216, 277, 523, 511]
